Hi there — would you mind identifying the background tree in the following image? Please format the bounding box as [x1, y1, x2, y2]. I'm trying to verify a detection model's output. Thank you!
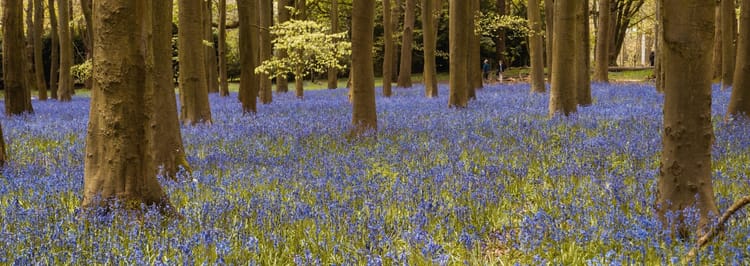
[33, 0, 47, 100]
[544, 0, 553, 81]
[179, 0, 213, 125]
[238, 0, 260, 113]
[448, 0, 470, 108]
[255, 20, 351, 98]
[83, 0, 173, 212]
[204, 0, 219, 94]
[422, 0, 438, 97]
[469, 0, 482, 98]
[496, 0, 507, 65]
[548, 0, 576, 117]
[276, 0, 291, 93]
[259, 0, 273, 103]
[720, 0, 737, 90]
[576, 0, 591, 106]
[728, 0, 750, 118]
[218, 0, 230, 96]
[0, 124, 5, 167]
[607, 0, 645, 65]
[382, 0, 394, 97]
[593, 0, 610, 82]
[48, 0, 60, 99]
[80, 0, 93, 89]
[350, 0, 377, 135]
[527, 0, 545, 93]
[25, 0, 35, 95]
[657, 0, 718, 236]
[58, 0, 73, 101]
[712, 4, 722, 81]
[327, 0, 340, 90]
[3, 0, 34, 115]
[397, 0, 415, 88]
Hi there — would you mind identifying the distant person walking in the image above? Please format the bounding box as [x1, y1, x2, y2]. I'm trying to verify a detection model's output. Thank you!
[497, 61, 504, 83]
[482, 59, 491, 82]
[649, 51, 655, 67]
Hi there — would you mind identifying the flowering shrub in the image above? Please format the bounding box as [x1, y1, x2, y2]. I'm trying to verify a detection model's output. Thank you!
[0, 83, 748, 264]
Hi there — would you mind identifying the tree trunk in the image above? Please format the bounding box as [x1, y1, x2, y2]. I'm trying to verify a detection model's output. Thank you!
[576, 0, 591, 106]
[150, 0, 188, 179]
[179, 0, 213, 124]
[25, 0, 36, 95]
[275, 0, 290, 93]
[397, 0, 415, 88]
[204, 0, 219, 94]
[728, 0, 750, 118]
[720, 0, 737, 90]
[549, 0, 576, 117]
[423, 0, 438, 97]
[295, 68, 304, 99]
[48, 0, 59, 99]
[469, 0, 482, 97]
[3, 0, 34, 115]
[81, 0, 93, 89]
[218, 0, 229, 96]
[544, 0, 554, 81]
[33, 0, 47, 100]
[351, 0, 377, 135]
[528, 0, 545, 93]
[327, 0, 339, 89]
[258, 0, 273, 103]
[295, 0, 307, 20]
[654, 0, 664, 92]
[382, 0, 394, 97]
[391, 0, 401, 83]
[712, 4, 722, 81]
[496, 0, 506, 65]
[58, 0, 73, 101]
[448, 0, 470, 108]
[0, 124, 6, 167]
[238, 0, 259, 113]
[657, 0, 718, 237]
[593, 0, 610, 82]
[83, 0, 173, 212]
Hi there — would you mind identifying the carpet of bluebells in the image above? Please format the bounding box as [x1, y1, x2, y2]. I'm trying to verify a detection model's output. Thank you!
[1, 83, 749, 265]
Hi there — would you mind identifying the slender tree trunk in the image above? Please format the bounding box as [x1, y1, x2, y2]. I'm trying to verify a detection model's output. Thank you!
[0, 124, 6, 167]
[654, 0, 664, 92]
[423, 0, 438, 97]
[58, 0, 73, 101]
[25, 0, 36, 95]
[33, 0, 47, 100]
[528, 0, 545, 93]
[81, 0, 93, 89]
[238, 0, 259, 113]
[712, 3, 722, 81]
[576, 0, 591, 106]
[728, 0, 750, 118]
[382, 0, 394, 97]
[721, 0, 737, 90]
[544, 0, 554, 81]
[351, 0, 377, 135]
[179, 0, 213, 124]
[3, 0, 34, 115]
[204, 0, 219, 94]
[657, 0, 718, 237]
[549, 0, 576, 117]
[295, 68, 304, 98]
[218, 0, 229, 96]
[593, 0, 610, 82]
[48, 0, 59, 99]
[391, 0, 401, 83]
[259, 0, 273, 103]
[83, 0, 173, 212]
[448, 0, 470, 108]
[496, 0, 506, 65]
[397, 0, 415, 88]
[327, 0, 339, 89]
[469, 0, 482, 96]
[276, 0, 291, 93]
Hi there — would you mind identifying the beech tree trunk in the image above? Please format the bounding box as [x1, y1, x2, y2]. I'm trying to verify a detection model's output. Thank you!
[576, 0, 591, 106]
[0, 124, 5, 167]
[720, 0, 737, 90]
[544, 0, 554, 81]
[549, 0, 576, 117]
[712, 4, 722, 81]
[81, 0, 93, 89]
[33, 0, 47, 100]
[657, 0, 718, 237]
[397, 0, 415, 88]
[276, 0, 291, 93]
[3, 0, 34, 115]
[259, 0, 273, 103]
[57, 0, 73, 102]
[382, 0, 394, 97]
[423, 0, 438, 97]
[469, 0, 482, 97]
[25, 0, 36, 95]
[204, 0, 219, 94]
[351, 0, 377, 135]
[238, 0, 259, 112]
[593, 0, 610, 82]
[218, 0, 229, 96]
[448, 0, 470, 108]
[327, 0, 339, 89]
[654, 0, 664, 92]
[48, 0, 59, 99]
[728, 0, 750, 118]
[179, 0, 213, 124]
[496, 0, 506, 65]
[528, 0, 545, 93]
[83, 0, 173, 212]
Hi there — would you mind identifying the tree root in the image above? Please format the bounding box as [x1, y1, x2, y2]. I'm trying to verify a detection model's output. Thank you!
[681, 195, 750, 264]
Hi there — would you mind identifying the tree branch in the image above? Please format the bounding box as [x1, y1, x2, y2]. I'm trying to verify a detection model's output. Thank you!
[682, 195, 750, 264]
